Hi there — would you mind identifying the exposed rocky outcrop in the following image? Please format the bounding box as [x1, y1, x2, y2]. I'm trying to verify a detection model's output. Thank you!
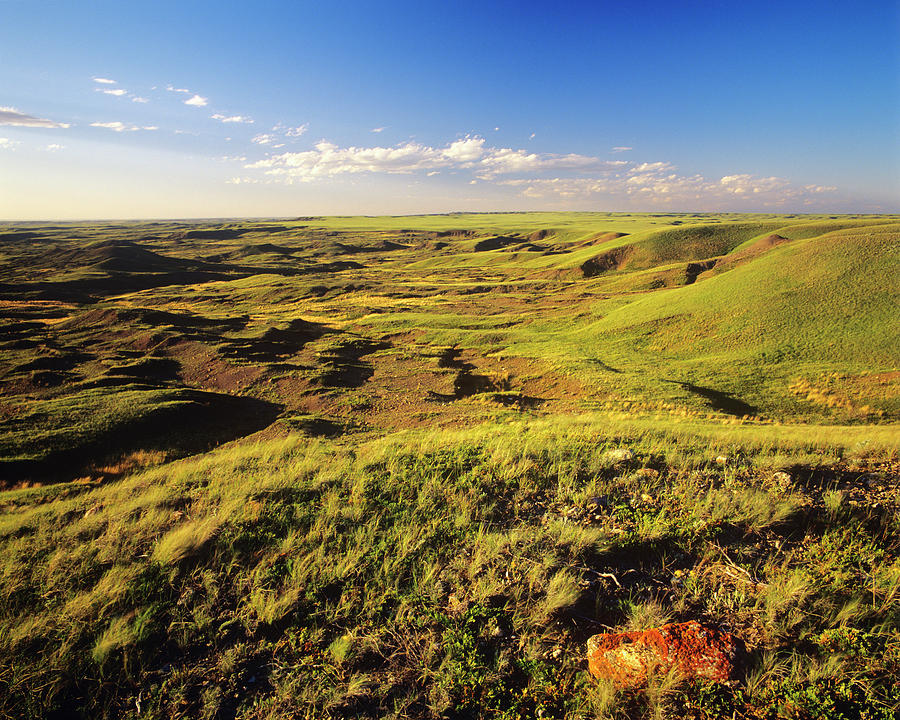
[587, 621, 742, 688]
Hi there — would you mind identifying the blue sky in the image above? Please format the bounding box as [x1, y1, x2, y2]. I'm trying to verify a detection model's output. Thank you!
[1, 0, 897, 218]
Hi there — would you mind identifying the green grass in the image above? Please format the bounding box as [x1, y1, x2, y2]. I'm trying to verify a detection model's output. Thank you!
[0, 385, 196, 462]
[1, 413, 898, 718]
[0, 212, 898, 718]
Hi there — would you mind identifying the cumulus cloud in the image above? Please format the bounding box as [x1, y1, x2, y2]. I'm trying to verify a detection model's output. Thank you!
[246, 135, 625, 182]
[0, 107, 71, 129]
[45, 143, 64, 151]
[132, 96, 149, 103]
[499, 160, 837, 208]
[184, 94, 208, 107]
[478, 148, 627, 178]
[630, 161, 674, 174]
[0, 137, 20, 149]
[239, 132, 841, 208]
[212, 114, 254, 124]
[247, 137, 485, 181]
[92, 77, 117, 84]
[98, 88, 128, 96]
[90, 121, 157, 132]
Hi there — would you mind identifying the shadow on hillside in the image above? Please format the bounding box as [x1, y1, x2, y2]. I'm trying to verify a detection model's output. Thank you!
[668, 380, 758, 417]
[0, 391, 282, 487]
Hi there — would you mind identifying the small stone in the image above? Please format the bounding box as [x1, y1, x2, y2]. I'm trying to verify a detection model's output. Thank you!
[715, 455, 728, 466]
[605, 448, 634, 463]
[587, 621, 741, 688]
[771, 471, 792, 484]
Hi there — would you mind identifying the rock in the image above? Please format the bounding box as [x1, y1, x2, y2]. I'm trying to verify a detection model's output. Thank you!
[586, 621, 740, 688]
[771, 471, 792, 484]
[605, 448, 634, 463]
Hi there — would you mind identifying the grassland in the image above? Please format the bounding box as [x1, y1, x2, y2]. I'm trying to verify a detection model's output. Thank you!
[0, 212, 898, 719]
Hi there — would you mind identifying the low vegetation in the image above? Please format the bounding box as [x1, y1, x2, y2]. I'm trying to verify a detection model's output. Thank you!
[0, 212, 897, 718]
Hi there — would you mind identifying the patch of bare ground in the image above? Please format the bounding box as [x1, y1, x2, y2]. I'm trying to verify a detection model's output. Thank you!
[321, 345, 588, 430]
[581, 246, 634, 277]
[169, 341, 265, 394]
[578, 230, 629, 246]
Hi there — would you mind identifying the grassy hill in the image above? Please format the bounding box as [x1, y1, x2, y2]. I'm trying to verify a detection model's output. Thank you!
[0, 213, 897, 719]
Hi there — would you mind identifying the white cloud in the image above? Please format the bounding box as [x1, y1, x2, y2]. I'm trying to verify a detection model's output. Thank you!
[612, 146, 632, 153]
[246, 135, 628, 182]
[239, 132, 841, 208]
[98, 88, 128, 96]
[92, 77, 117, 84]
[478, 148, 626, 178]
[499, 161, 836, 208]
[212, 114, 254, 124]
[132, 96, 149, 103]
[247, 138, 459, 180]
[226, 176, 260, 184]
[90, 121, 157, 132]
[184, 94, 208, 107]
[371, 126, 386, 133]
[0, 137, 20, 149]
[0, 106, 70, 129]
[284, 123, 308, 137]
[494, 126, 500, 131]
[166, 85, 190, 93]
[529, 133, 536, 139]
[252, 133, 275, 145]
[45, 143, 64, 151]
[443, 136, 487, 162]
[630, 161, 674, 174]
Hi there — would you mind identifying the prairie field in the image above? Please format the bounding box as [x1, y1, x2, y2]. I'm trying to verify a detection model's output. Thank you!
[0, 212, 898, 719]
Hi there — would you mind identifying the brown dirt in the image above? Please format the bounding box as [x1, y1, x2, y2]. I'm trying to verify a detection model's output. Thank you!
[580, 246, 634, 277]
[529, 229, 555, 242]
[747, 233, 792, 252]
[170, 341, 265, 394]
[580, 231, 629, 246]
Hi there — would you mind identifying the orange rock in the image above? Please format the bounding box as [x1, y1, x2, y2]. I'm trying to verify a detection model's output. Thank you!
[586, 621, 739, 688]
